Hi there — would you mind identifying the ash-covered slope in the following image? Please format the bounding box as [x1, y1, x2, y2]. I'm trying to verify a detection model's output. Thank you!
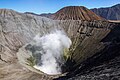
[0, 8, 120, 80]
[56, 22, 120, 80]
[68, 53, 120, 80]
[0, 9, 61, 80]
[91, 4, 120, 20]
[52, 6, 104, 20]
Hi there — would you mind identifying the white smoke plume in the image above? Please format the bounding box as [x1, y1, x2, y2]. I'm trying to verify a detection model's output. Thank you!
[33, 30, 72, 75]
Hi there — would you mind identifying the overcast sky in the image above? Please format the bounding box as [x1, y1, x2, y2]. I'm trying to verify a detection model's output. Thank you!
[0, 0, 120, 14]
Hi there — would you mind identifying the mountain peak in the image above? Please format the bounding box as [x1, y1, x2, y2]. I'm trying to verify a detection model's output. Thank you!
[52, 6, 104, 20]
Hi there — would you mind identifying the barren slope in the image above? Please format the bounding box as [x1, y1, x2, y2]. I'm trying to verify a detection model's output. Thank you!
[51, 6, 104, 20]
[0, 8, 119, 80]
[91, 4, 120, 20]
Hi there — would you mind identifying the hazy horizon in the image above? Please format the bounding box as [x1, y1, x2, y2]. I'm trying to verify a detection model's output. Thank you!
[0, 0, 120, 14]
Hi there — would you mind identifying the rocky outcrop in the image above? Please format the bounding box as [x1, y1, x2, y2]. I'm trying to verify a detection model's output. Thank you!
[91, 4, 120, 20]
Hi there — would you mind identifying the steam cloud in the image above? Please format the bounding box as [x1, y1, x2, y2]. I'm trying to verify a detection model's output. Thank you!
[32, 30, 72, 75]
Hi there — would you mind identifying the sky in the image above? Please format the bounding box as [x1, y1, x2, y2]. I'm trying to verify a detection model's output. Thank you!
[0, 0, 120, 14]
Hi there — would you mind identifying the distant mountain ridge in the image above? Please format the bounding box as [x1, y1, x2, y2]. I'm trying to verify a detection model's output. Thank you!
[40, 13, 53, 18]
[25, 12, 40, 16]
[91, 4, 120, 20]
[39, 4, 120, 20]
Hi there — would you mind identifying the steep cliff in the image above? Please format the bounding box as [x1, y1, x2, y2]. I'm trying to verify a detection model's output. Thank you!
[53, 22, 120, 80]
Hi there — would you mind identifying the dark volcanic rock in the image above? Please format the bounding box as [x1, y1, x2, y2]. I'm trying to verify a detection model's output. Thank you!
[68, 55, 120, 80]
[55, 23, 120, 80]
[91, 4, 120, 20]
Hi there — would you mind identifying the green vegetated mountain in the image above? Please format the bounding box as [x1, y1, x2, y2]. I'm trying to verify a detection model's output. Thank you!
[91, 4, 120, 20]
[0, 6, 120, 80]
